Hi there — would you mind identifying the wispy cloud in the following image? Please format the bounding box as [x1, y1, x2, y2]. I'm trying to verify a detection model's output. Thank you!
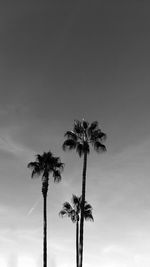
[0, 134, 34, 159]
[26, 197, 42, 217]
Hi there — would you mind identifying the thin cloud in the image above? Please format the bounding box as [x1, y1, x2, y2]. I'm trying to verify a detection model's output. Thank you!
[0, 134, 34, 159]
[26, 197, 41, 217]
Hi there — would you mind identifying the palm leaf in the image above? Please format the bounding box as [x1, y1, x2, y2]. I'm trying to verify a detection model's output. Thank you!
[36, 154, 44, 166]
[88, 121, 98, 135]
[62, 202, 72, 212]
[72, 195, 81, 213]
[72, 195, 80, 206]
[56, 162, 64, 171]
[59, 210, 67, 217]
[73, 120, 84, 134]
[62, 139, 76, 151]
[93, 141, 106, 152]
[27, 162, 42, 178]
[84, 202, 94, 221]
[76, 143, 84, 157]
[53, 170, 61, 183]
[79, 195, 82, 205]
[64, 131, 78, 141]
[70, 210, 76, 223]
[84, 212, 94, 221]
[91, 130, 107, 141]
[84, 203, 93, 211]
[59, 201, 77, 222]
[82, 120, 89, 130]
[76, 141, 90, 157]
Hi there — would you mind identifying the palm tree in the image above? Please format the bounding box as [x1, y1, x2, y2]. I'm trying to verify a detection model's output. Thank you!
[59, 195, 94, 267]
[63, 119, 106, 267]
[27, 151, 64, 267]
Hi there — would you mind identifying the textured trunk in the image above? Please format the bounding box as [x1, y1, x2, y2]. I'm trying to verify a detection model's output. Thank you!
[79, 152, 87, 267]
[42, 179, 48, 267]
[76, 219, 79, 267]
[43, 194, 47, 267]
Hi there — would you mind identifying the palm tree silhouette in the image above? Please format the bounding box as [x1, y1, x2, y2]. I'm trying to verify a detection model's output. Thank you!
[27, 151, 64, 267]
[59, 195, 93, 267]
[63, 119, 106, 267]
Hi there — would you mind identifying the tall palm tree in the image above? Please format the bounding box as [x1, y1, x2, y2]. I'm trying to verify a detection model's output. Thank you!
[63, 119, 106, 267]
[59, 195, 93, 267]
[27, 151, 64, 267]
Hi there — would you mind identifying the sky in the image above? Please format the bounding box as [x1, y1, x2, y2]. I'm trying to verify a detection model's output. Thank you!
[0, 0, 150, 266]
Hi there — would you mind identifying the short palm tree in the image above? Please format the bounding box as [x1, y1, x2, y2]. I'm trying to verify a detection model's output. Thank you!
[27, 151, 64, 267]
[63, 119, 106, 267]
[59, 195, 93, 267]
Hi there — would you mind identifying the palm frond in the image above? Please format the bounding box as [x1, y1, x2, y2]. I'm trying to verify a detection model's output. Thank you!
[59, 201, 77, 222]
[62, 139, 76, 151]
[46, 151, 53, 157]
[27, 162, 42, 178]
[62, 202, 72, 212]
[36, 154, 44, 166]
[27, 161, 38, 169]
[64, 131, 78, 141]
[70, 210, 76, 223]
[84, 202, 94, 221]
[76, 143, 84, 157]
[93, 141, 106, 152]
[91, 130, 107, 141]
[88, 121, 98, 136]
[82, 119, 89, 130]
[72, 195, 80, 208]
[59, 210, 67, 217]
[79, 195, 82, 205]
[53, 170, 61, 183]
[53, 158, 64, 172]
[41, 151, 53, 161]
[73, 120, 84, 134]
[84, 212, 94, 221]
[31, 169, 42, 178]
[27, 161, 35, 170]
[76, 141, 90, 157]
[84, 203, 93, 211]
[57, 162, 65, 171]
[99, 132, 107, 141]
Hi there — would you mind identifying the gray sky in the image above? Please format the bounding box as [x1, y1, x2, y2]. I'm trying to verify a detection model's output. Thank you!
[1, 1, 150, 266]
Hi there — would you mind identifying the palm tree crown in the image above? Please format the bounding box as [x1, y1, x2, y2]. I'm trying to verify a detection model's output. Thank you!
[59, 195, 94, 223]
[27, 151, 64, 195]
[62, 119, 106, 156]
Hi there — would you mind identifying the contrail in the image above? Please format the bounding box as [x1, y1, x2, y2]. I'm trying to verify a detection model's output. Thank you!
[27, 197, 41, 216]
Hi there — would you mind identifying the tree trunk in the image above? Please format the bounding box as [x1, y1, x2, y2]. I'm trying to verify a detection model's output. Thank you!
[43, 194, 47, 267]
[76, 219, 79, 267]
[42, 178, 48, 267]
[79, 152, 87, 267]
